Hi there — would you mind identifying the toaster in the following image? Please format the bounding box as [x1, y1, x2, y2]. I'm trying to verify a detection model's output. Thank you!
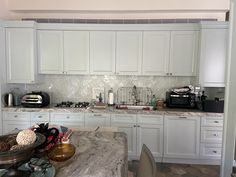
[21, 91, 50, 108]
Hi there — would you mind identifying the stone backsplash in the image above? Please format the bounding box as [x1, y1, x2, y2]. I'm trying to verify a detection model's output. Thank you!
[7, 75, 195, 104]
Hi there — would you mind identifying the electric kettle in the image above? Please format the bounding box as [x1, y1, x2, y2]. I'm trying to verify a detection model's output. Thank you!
[2, 93, 13, 107]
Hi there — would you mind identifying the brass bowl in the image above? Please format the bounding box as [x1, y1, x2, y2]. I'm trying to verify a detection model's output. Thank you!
[47, 144, 75, 162]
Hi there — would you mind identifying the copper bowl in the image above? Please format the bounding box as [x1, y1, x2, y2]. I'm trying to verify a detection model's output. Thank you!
[0, 133, 45, 168]
[48, 143, 75, 162]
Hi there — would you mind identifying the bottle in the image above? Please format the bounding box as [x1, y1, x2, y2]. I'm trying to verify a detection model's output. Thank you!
[108, 88, 114, 106]
[151, 95, 157, 110]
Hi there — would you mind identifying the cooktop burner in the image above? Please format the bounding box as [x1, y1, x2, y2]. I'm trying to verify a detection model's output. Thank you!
[55, 101, 90, 108]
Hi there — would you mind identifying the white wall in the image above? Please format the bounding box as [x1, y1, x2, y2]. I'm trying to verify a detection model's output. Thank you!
[0, 0, 230, 20]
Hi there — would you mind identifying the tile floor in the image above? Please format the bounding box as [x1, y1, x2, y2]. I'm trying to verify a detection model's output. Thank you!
[129, 161, 220, 177]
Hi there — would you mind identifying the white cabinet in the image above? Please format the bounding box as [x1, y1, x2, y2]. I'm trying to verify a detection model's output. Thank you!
[199, 22, 228, 87]
[111, 114, 164, 159]
[200, 115, 223, 161]
[84, 113, 110, 127]
[38, 30, 89, 74]
[30, 112, 50, 126]
[90, 31, 116, 75]
[5, 26, 37, 83]
[64, 31, 89, 74]
[169, 31, 198, 76]
[164, 115, 200, 159]
[38, 30, 64, 74]
[137, 115, 163, 158]
[111, 114, 137, 157]
[116, 32, 142, 75]
[50, 112, 85, 128]
[142, 31, 170, 75]
[2, 112, 31, 134]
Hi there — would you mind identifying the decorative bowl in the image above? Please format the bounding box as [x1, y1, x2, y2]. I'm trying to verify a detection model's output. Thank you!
[47, 144, 75, 162]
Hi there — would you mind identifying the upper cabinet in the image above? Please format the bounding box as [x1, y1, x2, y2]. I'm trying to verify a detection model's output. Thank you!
[38, 30, 63, 74]
[90, 31, 115, 75]
[142, 30, 199, 76]
[116, 32, 142, 75]
[169, 31, 199, 76]
[199, 22, 228, 87]
[5, 22, 38, 83]
[38, 30, 89, 74]
[142, 31, 170, 75]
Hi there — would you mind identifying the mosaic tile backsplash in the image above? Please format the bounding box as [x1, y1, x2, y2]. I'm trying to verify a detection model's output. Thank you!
[8, 75, 195, 104]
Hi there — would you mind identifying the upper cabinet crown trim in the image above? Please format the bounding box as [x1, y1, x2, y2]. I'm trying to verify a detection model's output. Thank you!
[200, 21, 229, 29]
[36, 23, 200, 31]
[3, 21, 36, 28]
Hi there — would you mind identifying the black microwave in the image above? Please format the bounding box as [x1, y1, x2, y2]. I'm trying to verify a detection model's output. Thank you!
[166, 91, 196, 108]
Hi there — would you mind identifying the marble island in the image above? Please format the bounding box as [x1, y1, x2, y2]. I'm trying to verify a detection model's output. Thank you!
[1, 105, 223, 117]
[52, 131, 128, 177]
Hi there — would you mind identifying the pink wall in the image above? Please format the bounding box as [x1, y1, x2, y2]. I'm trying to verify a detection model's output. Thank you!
[0, 0, 230, 20]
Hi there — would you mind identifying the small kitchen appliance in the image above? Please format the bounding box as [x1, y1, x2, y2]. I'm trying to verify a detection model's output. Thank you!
[21, 92, 50, 108]
[2, 93, 13, 107]
[166, 91, 196, 108]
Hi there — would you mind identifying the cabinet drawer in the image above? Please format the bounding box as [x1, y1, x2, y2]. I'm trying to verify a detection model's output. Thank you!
[200, 143, 222, 159]
[201, 127, 223, 143]
[137, 114, 163, 125]
[50, 113, 84, 122]
[3, 121, 31, 135]
[201, 116, 223, 127]
[85, 113, 110, 118]
[3, 112, 30, 121]
[31, 112, 50, 122]
[111, 114, 136, 124]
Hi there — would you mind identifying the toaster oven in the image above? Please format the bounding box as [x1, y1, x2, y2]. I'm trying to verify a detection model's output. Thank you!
[21, 92, 50, 108]
[166, 91, 196, 108]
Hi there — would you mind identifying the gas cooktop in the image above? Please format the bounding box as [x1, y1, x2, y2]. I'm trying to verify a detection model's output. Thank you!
[55, 101, 90, 108]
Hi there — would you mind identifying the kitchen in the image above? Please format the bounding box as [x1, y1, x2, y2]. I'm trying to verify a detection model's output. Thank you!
[0, 0, 235, 177]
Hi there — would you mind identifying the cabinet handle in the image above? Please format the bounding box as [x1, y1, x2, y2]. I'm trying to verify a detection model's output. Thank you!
[213, 133, 218, 137]
[137, 125, 140, 127]
[133, 125, 137, 127]
[38, 116, 43, 118]
[213, 150, 217, 153]
[66, 116, 70, 119]
[170, 73, 173, 76]
[93, 114, 102, 117]
[14, 115, 18, 118]
[214, 121, 219, 123]
[166, 73, 169, 76]
[14, 128, 18, 130]
[179, 116, 187, 119]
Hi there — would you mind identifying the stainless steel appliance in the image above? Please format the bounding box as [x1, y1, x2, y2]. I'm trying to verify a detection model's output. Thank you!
[21, 92, 50, 108]
[2, 93, 13, 107]
[166, 91, 196, 108]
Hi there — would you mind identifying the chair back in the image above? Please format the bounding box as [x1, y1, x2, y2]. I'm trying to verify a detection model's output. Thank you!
[137, 144, 157, 177]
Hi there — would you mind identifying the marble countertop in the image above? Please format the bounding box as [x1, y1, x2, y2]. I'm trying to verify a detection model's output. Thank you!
[53, 131, 128, 177]
[1, 105, 223, 117]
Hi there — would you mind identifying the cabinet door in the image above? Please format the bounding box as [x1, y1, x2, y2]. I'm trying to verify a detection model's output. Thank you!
[90, 31, 116, 75]
[3, 121, 30, 135]
[199, 28, 228, 87]
[142, 31, 170, 75]
[137, 124, 163, 159]
[116, 32, 142, 75]
[169, 31, 198, 76]
[38, 30, 63, 74]
[6, 28, 36, 83]
[64, 31, 89, 74]
[84, 113, 110, 127]
[164, 116, 200, 159]
[31, 112, 50, 126]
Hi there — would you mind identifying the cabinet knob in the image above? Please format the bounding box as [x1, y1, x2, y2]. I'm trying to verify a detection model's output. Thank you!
[38, 116, 42, 118]
[214, 121, 219, 123]
[137, 125, 140, 127]
[66, 116, 70, 119]
[213, 150, 217, 153]
[166, 73, 169, 76]
[133, 125, 137, 127]
[14, 115, 18, 118]
[170, 73, 173, 76]
[93, 114, 102, 117]
[213, 133, 218, 137]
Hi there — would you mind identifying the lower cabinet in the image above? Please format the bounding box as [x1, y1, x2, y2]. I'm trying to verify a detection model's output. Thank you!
[84, 113, 110, 127]
[111, 114, 164, 160]
[30, 112, 50, 126]
[164, 115, 200, 159]
[2, 112, 31, 134]
[50, 112, 85, 129]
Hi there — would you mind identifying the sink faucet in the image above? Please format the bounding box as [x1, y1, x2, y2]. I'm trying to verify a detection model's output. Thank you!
[132, 85, 140, 105]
